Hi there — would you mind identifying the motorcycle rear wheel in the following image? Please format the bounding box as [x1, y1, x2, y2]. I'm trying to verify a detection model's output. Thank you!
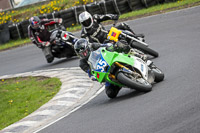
[117, 72, 152, 92]
[131, 42, 159, 57]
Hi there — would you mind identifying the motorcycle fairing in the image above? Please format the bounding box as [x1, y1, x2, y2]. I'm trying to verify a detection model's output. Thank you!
[132, 56, 148, 80]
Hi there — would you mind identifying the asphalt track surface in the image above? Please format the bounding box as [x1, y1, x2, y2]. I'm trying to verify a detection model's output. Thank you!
[1, 6, 200, 133]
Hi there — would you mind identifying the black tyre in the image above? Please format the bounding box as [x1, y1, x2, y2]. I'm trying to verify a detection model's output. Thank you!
[131, 42, 159, 57]
[117, 72, 152, 92]
[46, 55, 54, 63]
[152, 67, 164, 82]
[20, 20, 29, 38]
[105, 84, 121, 99]
[86, 3, 104, 15]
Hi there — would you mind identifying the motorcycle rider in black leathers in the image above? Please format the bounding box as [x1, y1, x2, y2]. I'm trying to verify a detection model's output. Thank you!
[79, 11, 146, 60]
[28, 16, 63, 63]
[74, 38, 132, 98]
[79, 11, 144, 43]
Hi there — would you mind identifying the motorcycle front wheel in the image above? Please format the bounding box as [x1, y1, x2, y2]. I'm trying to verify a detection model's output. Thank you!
[117, 72, 152, 92]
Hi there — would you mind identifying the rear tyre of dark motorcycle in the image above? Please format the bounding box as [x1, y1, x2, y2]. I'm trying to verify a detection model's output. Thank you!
[105, 84, 121, 99]
[131, 42, 159, 57]
[117, 72, 152, 92]
[152, 67, 164, 82]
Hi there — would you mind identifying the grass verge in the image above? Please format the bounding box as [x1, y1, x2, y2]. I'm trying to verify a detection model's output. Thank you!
[0, 77, 61, 130]
[0, 0, 95, 24]
[0, 0, 200, 51]
[120, 0, 200, 20]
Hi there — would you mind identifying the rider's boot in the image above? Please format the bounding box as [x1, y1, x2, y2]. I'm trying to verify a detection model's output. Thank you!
[137, 37, 145, 42]
[120, 22, 135, 34]
[105, 82, 121, 99]
[42, 46, 54, 63]
[147, 60, 153, 67]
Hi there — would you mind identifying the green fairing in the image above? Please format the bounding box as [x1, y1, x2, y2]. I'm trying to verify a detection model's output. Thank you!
[91, 47, 135, 86]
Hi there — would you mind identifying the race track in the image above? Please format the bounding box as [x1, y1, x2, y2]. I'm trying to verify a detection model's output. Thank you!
[0, 33, 81, 76]
[1, 6, 200, 133]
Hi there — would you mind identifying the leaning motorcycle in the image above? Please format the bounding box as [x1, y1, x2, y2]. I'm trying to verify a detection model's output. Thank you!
[88, 46, 164, 98]
[110, 21, 159, 57]
[49, 29, 78, 60]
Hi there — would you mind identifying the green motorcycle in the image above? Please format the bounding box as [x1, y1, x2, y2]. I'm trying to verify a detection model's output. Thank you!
[88, 47, 164, 98]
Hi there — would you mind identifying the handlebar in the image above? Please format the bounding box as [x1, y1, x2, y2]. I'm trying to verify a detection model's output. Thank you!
[120, 32, 149, 47]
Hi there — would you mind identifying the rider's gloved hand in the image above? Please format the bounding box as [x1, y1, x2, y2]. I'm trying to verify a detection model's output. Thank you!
[41, 42, 50, 47]
[114, 40, 130, 53]
[124, 45, 131, 54]
[112, 15, 119, 20]
[37, 43, 43, 48]
[87, 69, 92, 78]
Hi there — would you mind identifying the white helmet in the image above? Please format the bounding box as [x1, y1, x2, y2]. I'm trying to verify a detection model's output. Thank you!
[79, 11, 93, 29]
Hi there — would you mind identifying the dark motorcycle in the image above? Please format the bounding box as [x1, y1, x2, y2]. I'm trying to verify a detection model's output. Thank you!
[49, 29, 78, 59]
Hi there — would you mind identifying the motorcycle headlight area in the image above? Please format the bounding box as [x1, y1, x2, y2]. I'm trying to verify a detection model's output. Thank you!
[61, 31, 70, 41]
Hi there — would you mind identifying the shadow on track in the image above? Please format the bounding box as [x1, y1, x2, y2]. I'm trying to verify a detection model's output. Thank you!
[24, 56, 79, 73]
[49, 56, 79, 66]
[101, 89, 146, 105]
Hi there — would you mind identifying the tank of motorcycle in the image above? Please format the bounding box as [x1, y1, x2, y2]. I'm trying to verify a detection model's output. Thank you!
[50, 30, 58, 42]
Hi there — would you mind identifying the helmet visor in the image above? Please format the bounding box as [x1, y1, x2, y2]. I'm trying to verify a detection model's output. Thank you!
[81, 18, 92, 28]
[31, 21, 40, 29]
[74, 39, 91, 58]
[79, 49, 89, 58]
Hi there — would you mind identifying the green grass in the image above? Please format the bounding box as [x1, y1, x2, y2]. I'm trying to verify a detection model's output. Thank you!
[0, 0, 94, 23]
[120, 0, 200, 19]
[0, 38, 31, 51]
[0, 77, 61, 130]
[0, 0, 200, 51]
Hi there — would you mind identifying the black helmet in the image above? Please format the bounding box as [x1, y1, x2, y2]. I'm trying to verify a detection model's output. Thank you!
[74, 39, 91, 58]
[29, 16, 41, 30]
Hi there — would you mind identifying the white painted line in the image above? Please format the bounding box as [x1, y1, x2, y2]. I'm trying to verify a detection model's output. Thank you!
[33, 86, 105, 133]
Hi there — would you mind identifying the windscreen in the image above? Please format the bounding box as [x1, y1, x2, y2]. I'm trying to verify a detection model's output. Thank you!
[88, 48, 102, 70]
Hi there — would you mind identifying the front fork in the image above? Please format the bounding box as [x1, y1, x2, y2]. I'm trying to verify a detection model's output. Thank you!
[109, 62, 141, 80]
